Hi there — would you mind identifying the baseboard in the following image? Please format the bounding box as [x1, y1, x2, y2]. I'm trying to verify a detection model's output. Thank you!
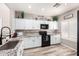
[61, 43, 77, 52]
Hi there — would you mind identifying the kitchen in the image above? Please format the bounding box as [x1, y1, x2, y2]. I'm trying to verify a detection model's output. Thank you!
[0, 3, 78, 56]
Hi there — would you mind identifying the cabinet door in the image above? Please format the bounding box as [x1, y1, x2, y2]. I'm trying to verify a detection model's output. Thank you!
[24, 20, 34, 29]
[34, 21, 40, 29]
[53, 21, 58, 30]
[34, 37, 41, 47]
[23, 37, 41, 49]
[54, 35, 61, 44]
[16, 20, 25, 29]
[24, 20, 40, 29]
[23, 38, 34, 49]
[49, 21, 54, 29]
[51, 36, 56, 44]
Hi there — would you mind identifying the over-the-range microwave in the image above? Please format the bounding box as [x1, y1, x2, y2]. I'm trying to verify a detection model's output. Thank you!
[40, 24, 49, 29]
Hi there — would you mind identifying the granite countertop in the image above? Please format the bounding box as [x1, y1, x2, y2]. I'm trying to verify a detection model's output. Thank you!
[0, 37, 23, 56]
[23, 33, 60, 38]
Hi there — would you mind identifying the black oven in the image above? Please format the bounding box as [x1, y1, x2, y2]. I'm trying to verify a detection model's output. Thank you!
[40, 24, 49, 29]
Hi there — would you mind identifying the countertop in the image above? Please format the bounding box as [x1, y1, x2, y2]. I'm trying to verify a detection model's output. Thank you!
[0, 37, 23, 56]
[23, 34, 60, 38]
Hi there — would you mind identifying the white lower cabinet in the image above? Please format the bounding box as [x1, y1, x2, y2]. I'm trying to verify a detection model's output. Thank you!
[51, 35, 61, 44]
[23, 35, 61, 49]
[54, 35, 61, 44]
[51, 36, 56, 44]
[23, 37, 41, 49]
[34, 37, 41, 47]
[23, 37, 34, 49]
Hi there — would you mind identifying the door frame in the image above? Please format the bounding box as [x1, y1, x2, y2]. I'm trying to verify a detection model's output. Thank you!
[77, 11, 79, 56]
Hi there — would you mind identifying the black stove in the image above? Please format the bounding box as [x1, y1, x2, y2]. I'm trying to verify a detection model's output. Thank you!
[39, 31, 50, 47]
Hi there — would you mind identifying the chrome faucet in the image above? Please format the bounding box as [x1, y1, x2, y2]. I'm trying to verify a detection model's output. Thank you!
[0, 26, 11, 45]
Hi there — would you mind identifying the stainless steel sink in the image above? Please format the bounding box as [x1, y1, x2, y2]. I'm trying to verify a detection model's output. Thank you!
[0, 40, 19, 50]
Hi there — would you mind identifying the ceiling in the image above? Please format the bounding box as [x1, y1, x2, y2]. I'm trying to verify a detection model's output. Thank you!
[6, 3, 79, 16]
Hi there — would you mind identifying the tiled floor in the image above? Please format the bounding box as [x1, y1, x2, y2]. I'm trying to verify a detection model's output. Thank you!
[23, 44, 77, 56]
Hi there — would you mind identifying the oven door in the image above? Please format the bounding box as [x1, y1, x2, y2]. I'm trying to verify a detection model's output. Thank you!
[41, 35, 50, 47]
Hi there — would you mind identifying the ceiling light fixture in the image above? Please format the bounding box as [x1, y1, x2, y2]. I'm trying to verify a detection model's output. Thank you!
[28, 5, 31, 9]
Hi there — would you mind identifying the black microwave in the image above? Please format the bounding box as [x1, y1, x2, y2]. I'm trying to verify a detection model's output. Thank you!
[40, 24, 49, 29]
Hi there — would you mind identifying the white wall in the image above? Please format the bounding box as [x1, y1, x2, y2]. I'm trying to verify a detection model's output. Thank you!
[11, 10, 52, 21]
[59, 8, 77, 41]
[59, 7, 78, 49]
[24, 13, 52, 20]
[10, 9, 16, 33]
[0, 3, 11, 35]
[0, 3, 11, 28]
[24, 13, 38, 19]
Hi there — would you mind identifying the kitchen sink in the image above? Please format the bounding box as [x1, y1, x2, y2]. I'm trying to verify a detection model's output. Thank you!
[0, 40, 19, 50]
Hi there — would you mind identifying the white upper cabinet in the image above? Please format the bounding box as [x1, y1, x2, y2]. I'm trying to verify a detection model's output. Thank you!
[49, 21, 54, 29]
[33, 20, 40, 29]
[24, 20, 35, 29]
[15, 19, 57, 30]
[53, 21, 58, 30]
[15, 19, 25, 29]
